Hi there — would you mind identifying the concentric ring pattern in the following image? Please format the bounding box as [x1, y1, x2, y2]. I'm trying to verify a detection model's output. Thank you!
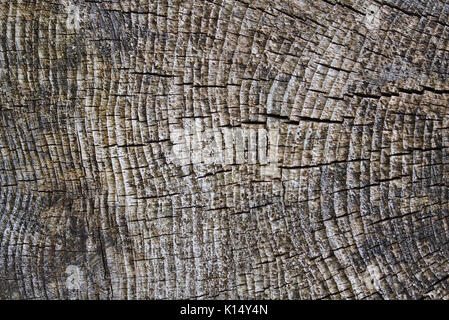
[0, 0, 448, 299]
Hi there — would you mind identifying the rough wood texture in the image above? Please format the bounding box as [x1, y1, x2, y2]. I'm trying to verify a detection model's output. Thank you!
[0, 0, 449, 300]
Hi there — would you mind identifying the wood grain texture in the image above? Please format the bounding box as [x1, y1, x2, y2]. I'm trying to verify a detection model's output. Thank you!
[0, 0, 449, 299]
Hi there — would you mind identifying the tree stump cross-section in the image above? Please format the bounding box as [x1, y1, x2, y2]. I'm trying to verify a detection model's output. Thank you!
[0, 0, 449, 300]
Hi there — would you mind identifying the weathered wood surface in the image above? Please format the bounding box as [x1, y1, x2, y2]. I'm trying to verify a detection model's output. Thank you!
[0, 0, 449, 300]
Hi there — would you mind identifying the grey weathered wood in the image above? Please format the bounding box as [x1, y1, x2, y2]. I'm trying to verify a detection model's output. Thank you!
[0, 0, 448, 299]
